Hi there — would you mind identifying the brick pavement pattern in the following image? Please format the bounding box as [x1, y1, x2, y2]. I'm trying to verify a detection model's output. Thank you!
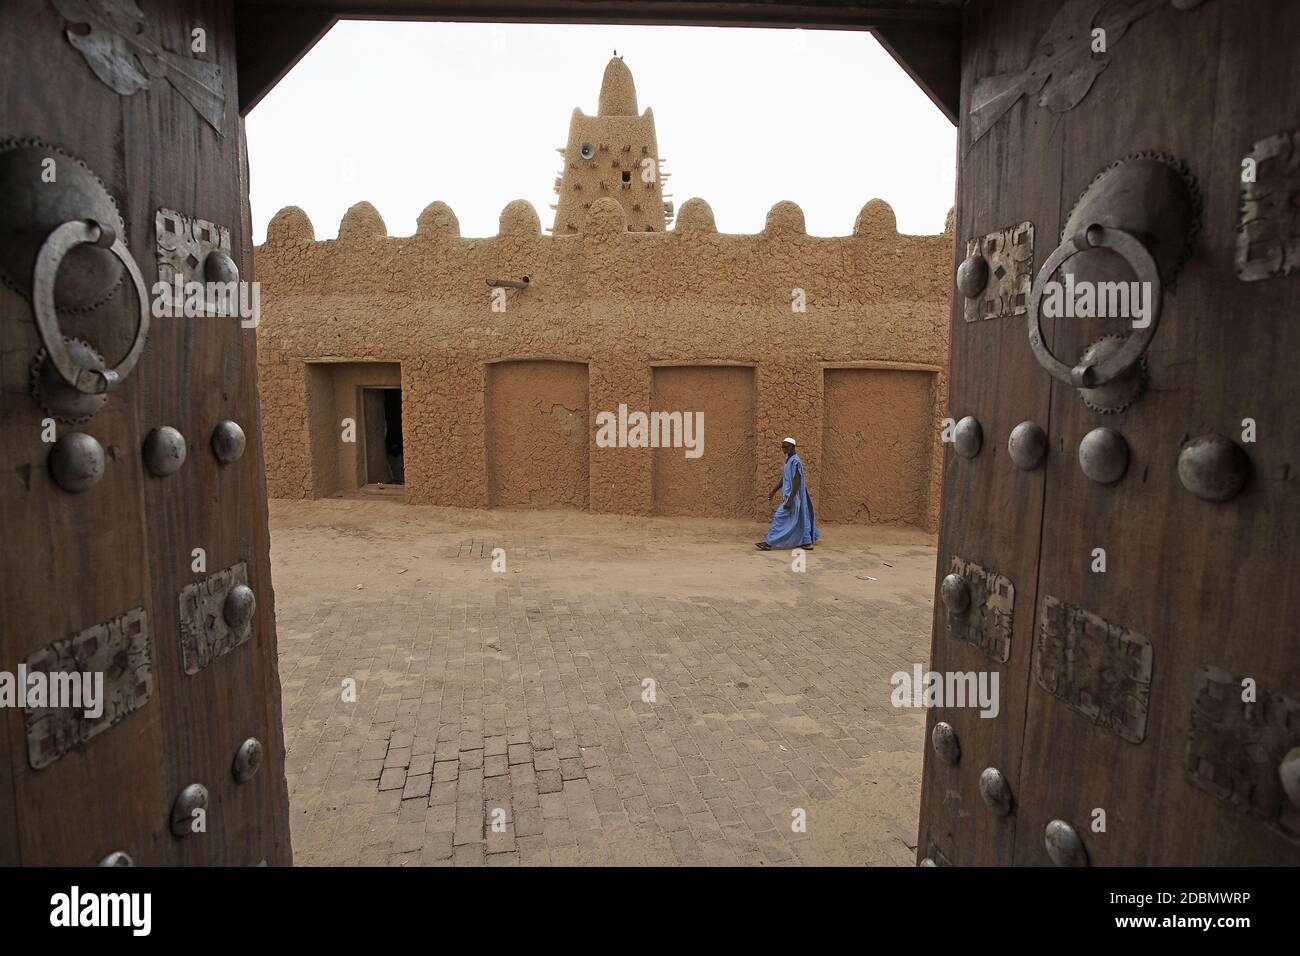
[279, 573, 930, 866]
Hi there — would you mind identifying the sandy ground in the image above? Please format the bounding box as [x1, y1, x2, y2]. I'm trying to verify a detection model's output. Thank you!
[269, 497, 937, 609]
[269, 497, 938, 866]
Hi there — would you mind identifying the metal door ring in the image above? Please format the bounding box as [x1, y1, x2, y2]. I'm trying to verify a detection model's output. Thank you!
[1027, 224, 1162, 389]
[33, 219, 151, 395]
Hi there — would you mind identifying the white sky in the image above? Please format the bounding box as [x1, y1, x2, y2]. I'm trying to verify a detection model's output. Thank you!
[246, 21, 956, 243]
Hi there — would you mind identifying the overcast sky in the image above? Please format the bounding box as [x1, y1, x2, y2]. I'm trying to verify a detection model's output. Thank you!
[246, 21, 956, 243]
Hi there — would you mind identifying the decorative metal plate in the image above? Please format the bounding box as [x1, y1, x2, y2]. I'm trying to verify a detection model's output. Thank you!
[157, 207, 231, 284]
[178, 562, 253, 675]
[52, 0, 227, 135]
[1033, 595, 1152, 744]
[968, 0, 1204, 144]
[21, 606, 153, 770]
[943, 557, 1014, 663]
[1186, 664, 1300, 845]
[963, 222, 1034, 322]
[1236, 129, 1300, 282]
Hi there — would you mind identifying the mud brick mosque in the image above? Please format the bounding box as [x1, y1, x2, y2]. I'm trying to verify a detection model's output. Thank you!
[255, 57, 952, 530]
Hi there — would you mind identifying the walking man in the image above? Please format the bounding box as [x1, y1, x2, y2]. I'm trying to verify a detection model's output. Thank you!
[756, 437, 820, 551]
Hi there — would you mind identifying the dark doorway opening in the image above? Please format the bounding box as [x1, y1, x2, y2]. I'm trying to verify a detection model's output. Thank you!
[361, 387, 403, 486]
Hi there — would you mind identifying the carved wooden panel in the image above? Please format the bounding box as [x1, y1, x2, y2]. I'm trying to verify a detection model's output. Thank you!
[1033, 595, 1152, 744]
[1186, 665, 1300, 845]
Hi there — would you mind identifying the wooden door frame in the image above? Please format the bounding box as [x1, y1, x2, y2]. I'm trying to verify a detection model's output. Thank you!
[231, 1, 963, 121]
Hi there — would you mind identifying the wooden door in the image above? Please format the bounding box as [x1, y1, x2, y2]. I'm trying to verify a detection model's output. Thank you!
[919, 0, 1300, 866]
[0, 0, 290, 865]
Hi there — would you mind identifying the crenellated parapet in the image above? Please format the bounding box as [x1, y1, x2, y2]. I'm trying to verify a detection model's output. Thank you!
[416, 201, 459, 237]
[266, 205, 315, 243]
[262, 195, 950, 244]
[257, 196, 955, 306]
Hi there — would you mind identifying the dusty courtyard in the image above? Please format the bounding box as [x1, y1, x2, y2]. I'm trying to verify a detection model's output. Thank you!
[271, 498, 936, 865]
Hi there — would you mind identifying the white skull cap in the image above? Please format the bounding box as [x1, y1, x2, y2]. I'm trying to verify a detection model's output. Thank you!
[782, 437, 796, 446]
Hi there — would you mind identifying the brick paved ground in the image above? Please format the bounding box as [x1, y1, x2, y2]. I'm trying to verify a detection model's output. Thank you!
[273, 501, 934, 866]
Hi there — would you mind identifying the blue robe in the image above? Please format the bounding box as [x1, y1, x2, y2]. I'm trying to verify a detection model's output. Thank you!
[765, 453, 820, 548]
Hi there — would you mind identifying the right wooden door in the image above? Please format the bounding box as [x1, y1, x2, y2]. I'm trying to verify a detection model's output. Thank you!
[918, 0, 1300, 866]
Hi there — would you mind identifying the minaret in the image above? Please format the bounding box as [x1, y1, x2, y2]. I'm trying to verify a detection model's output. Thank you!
[550, 57, 672, 234]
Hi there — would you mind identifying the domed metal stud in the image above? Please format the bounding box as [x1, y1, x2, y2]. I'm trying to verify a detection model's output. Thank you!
[978, 767, 1014, 816]
[203, 249, 239, 284]
[1044, 819, 1089, 866]
[233, 737, 264, 783]
[1177, 434, 1249, 502]
[170, 783, 209, 838]
[940, 573, 971, 614]
[30, 337, 109, 423]
[223, 584, 256, 630]
[1078, 427, 1128, 484]
[1076, 335, 1147, 413]
[143, 425, 187, 477]
[953, 416, 983, 459]
[932, 721, 961, 765]
[48, 431, 106, 493]
[211, 419, 246, 463]
[956, 253, 989, 299]
[1279, 747, 1300, 812]
[98, 851, 134, 867]
[1007, 421, 1048, 470]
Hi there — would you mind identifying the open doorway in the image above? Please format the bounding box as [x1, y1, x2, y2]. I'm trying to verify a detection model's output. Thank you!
[253, 20, 956, 870]
[361, 387, 403, 488]
[303, 361, 402, 498]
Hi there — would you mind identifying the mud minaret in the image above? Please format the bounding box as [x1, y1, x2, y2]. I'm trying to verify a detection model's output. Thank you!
[551, 57, 672, 234]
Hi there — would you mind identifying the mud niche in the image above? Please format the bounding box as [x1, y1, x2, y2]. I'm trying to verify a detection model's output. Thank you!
[486, 360, 590, 509]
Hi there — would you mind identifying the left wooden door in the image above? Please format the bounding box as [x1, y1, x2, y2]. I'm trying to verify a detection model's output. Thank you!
[0, 0, 291, 865]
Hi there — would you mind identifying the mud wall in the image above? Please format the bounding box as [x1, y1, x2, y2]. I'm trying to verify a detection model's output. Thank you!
[820, 367, 939, 527]
[486, 360, 589, 509]
[255, 195, 951, 530]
